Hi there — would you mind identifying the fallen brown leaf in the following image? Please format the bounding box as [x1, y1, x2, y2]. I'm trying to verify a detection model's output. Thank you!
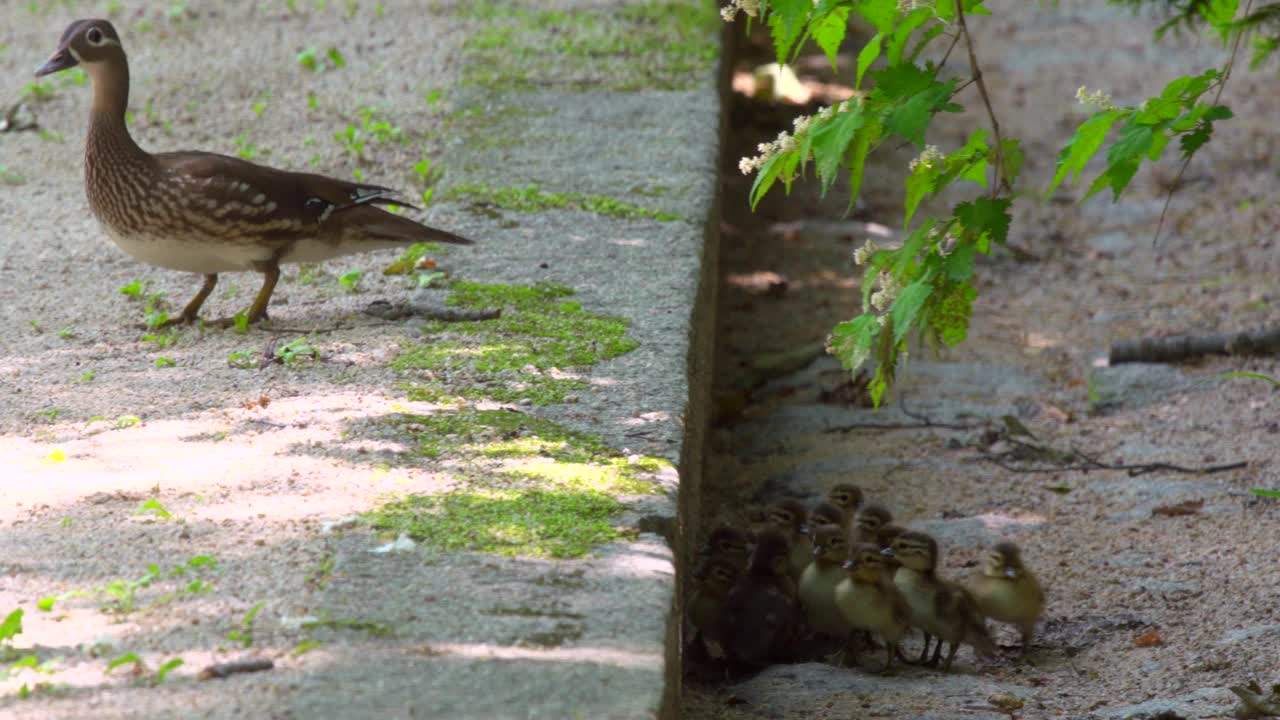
[1134, 629, 1163, 647]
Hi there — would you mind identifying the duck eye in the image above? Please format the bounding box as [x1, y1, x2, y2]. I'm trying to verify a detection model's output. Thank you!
[87, 28, 104, 45]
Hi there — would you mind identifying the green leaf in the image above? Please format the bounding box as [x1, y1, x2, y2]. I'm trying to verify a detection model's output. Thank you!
[750, 152, 785, 209]
[887, 8, 931, 65]
[1217, 371, 1280, 386]
[895, 220, 937, 275]
[1203, 0, 1238, 43]
[0, 609, 22, 643]
[1084, 158, 1140, 201]
[811, 6, 851, 69]
[890, 282, 934, 344]
[883, 79, 961, 147]
[830, 314, 882, 372]
[1250, 488, 1280, 498]
[812, 107, 866, 191]
[954, 198, 1012, 246]
[998, 138, 1024, 185]
[845, 120, 876, 209]
[856, 34, 882, 89]
[869, 63, 934, 102]
[943, 242, 978, 281]
[106, 653, 142, 674]
[853, 0, 898, 34]
[1048, 109, 1123, 195]
[1107, 123, 1155, 166]
[768, 0, 812, 63]
[933, 281, 977, 346]
[904, 169, 934, 230]
[155, 658, 183, 683]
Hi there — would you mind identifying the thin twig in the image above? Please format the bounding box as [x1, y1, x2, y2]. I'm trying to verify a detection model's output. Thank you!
[938, 30, 963, 69]
[954, 0, 1007, 196]
[978, 443, 1247, 477]
[1153, 0, 1254, 246]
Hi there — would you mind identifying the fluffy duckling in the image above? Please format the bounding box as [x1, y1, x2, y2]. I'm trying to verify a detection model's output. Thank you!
[687, 557, 740, 658]
[970, 541, 1044, 649]
[721, 528, 799, 666]
[853, 504, 894, 546]
[765, 499, 812, 580]
[835, 542, 910, 672]
[809, 501, 846, 530]
[798, 524, 850, 641]
[887, 531, 995, 671]
[698, 525, 751, 572]
[825, 483, 864, 532]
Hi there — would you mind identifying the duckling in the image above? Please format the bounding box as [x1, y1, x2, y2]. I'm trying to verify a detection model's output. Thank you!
[853, 504, 894, 546]
[887, 531, 995, 671]
[874, 523, 908, 578]
[798, 524, 850, 641]
[826, 483, 864, 532]
[698, 525, 751, 573]
[765, 499, 812, 580]
[809, 501, 846, 530]
[687, 557, 741, 659]
[969, 541, 1044, 650]
[721, 528, 799, 666]
[834, 543, 910, 672]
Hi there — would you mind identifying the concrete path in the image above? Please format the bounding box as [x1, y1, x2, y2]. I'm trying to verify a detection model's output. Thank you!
[0, 2, 721, 717]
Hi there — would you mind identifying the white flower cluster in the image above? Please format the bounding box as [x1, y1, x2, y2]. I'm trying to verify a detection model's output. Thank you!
[908, 144, 943, 173]
[738, 99, 857, 176]
[720, 0, 761, 22]
[870, 272, 902, 312]
[853, 238, 880, 266]
[1075, 85, 1116, 110]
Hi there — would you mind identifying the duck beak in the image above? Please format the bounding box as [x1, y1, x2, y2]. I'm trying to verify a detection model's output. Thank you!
[811, 545, 823, 557]
[842, 559, 855, 570]
[880, 547, 895, 557]
[35, 47, 78, 77]
[1004, 567, 1018, 578]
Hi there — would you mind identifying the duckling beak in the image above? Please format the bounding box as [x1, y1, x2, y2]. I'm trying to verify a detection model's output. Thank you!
[880, 547, 895, 557]
[1004, 566, 1018, 578]
[35, 47, 78, 77]
[842, 559, 856, 570]
[811, 545, 823, 557]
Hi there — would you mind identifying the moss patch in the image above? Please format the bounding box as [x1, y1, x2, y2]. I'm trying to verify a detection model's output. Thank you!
[362, 408, 666, 558]
[367, 488, 623, 559]
[456, 0, 720, 92]
[393, 281, 638, 405]
[447, 183, 682, 222]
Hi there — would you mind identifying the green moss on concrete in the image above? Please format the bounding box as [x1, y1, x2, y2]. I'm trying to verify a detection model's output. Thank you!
[363, 408, 664, 558]
[456, 0, 720, 92]
[367, 488, 623, 559]
[393, 281, 638, 405]
[447, 183, 682, 222]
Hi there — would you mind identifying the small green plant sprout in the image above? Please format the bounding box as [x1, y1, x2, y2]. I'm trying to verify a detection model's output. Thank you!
[276, 337, 318, 366]
[135, 498, 173, 521]
[105, 652, 143, 676]
[232, 309, 251, 335]
[227, 601, 266, 648]
[33, 407, 62, 424]
[423, 88, 442, 106]
[57, 325, 77, 340]
[292, 640, 323, 657]
[252, 93, 269, 118]
[28, 319, 42, 334]
[0, 609, 24, 652]
[383, 242, 441, 276]
[116, 415, 140, 429]
[155, 356, 177, 368]
[306, 92, 319, 111]
[228, 349, 259, 370]
[297, 46, 346, 72]
[20, 80, 54, 102]
[118, 279, 145, 297]
[338, 269, 362, 292]
[142, 329, 178, 348]
[76, 369, 97, 384]
[0, 165, 26, 186]
[154, 657, 183, 683]
[38, 556, 215, 615]
[231, 132, 259, 160]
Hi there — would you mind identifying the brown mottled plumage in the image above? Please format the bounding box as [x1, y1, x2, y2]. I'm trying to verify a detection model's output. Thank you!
[37, 19, 472, 325]
[720, 528, 798, 666]
[825, 483, 864, 532]
[835, 543, 910, 672]
[970, 541, 1044, 649]
[853, 504, 894, 546]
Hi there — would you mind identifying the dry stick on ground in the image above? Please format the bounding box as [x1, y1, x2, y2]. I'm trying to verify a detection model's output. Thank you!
[823, 395, 984, 433]
[1110, 325, 1280, 364]
[978, 437, 1247, 477]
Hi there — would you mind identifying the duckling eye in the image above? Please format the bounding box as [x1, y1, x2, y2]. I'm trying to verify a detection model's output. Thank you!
[86, 27, 104, 45]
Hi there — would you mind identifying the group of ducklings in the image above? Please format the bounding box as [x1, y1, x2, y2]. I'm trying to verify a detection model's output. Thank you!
[688, 483, 1043, 673]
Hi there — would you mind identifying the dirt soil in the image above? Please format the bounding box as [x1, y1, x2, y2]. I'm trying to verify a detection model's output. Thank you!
[687, 2, 1280, 719]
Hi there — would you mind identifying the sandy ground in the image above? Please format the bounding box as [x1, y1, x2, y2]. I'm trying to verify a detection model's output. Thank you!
[688, 2, 1280, 719]
[0, 2, 713, 717]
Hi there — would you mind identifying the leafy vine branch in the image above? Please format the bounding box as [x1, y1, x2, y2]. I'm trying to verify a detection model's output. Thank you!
[725, 0, 1247, 405]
